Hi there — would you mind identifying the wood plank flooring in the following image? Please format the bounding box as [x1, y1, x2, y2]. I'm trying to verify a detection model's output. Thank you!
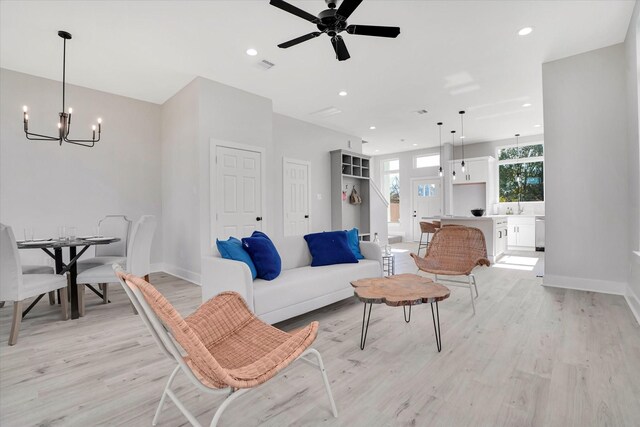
[1, 248, 639, 426]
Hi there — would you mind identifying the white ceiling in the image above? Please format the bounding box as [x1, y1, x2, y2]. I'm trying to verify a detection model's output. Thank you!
[0, 1, 634, 155]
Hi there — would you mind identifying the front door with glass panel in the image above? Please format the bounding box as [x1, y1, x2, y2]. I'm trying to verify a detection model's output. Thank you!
[411, 178, 442, 241]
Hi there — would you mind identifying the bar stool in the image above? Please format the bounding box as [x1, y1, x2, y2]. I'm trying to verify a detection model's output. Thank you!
[417, 221, 438, 256]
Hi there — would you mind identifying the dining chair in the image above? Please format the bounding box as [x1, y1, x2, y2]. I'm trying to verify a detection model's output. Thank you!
[21, 265, 57, 305]
[410, 226, 490, 315]
[0, 224, 69, 345]
[76, 215, 132, 273]
[114, 265, 337, 427]
[76, 215, 156, 314]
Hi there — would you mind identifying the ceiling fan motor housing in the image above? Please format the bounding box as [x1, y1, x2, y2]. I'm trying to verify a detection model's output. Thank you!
[318, 9, 347, 36]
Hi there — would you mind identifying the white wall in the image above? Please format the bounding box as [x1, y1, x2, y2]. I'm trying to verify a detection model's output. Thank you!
[161, 79, 200, 280]
[542, 44, 629, 293]
[625, 0, 640, 321]
[0, 68, 162, 266]
[272, 113, 362, 239]
[161, 76, 273, 283]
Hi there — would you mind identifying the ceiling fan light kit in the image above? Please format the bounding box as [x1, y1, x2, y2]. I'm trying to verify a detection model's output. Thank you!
[270, 0, 400, 61]
[22, 30, 103, 148]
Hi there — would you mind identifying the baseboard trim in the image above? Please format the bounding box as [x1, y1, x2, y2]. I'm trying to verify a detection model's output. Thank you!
[625, 285, 640, 326]
[155, 263, 201, 286]
[543, 274, 626, 295]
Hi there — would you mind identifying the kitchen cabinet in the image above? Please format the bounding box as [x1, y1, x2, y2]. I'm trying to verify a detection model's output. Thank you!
[451, 157, 491, 184]
[495, 218, 508, 256]
[507, 216, 535, 250]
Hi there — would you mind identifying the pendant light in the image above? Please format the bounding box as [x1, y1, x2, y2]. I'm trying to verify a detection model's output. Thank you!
[451, 130, 456, 181]
[22, 30, 103, 148]
[459, 110, 466, 173]
[515, 133, 522, 184]
[437, 122, 443, 177]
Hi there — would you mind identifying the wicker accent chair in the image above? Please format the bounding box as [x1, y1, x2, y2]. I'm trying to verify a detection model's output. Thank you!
[114, 266, 337, 427]
[410, 226, 490, 315]
[417, 221, 439, 257]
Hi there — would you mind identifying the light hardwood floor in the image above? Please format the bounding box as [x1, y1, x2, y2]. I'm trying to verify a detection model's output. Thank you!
[1, 248, 639, 426]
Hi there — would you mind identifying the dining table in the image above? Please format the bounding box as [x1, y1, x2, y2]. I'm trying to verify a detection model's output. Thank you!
[17, 237, 120, 320]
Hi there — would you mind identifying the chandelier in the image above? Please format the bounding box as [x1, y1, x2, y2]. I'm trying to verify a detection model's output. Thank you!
[22, 31, 102, 148]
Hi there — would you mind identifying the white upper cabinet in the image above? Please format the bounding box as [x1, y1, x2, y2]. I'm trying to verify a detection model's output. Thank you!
[451, 157, 492, 184]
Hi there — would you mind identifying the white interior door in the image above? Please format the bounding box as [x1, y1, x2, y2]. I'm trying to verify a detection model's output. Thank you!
[283, 158, 310, 236]
[411, 178, 443, 241]
[216, 146, 262, 239]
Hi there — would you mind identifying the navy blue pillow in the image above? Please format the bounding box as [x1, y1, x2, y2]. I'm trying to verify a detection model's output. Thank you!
[216, 237, 257, 279]
[304, 231, 359, 267]
[241, 231, 282, 281]
[346, 228, 365, 260]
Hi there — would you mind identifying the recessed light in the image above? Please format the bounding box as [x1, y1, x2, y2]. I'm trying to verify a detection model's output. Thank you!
[412, 143, 418, 146]
[369, 126, 376, 130]
[518, 27, 533, 36]
[374, 149, 380, 152]
[246, 48, 258, 56]
[460, 136, 466, 139]
[338, 91, 348, 96]
[522, 103, 532, 107]
[533, 124, 542, 128]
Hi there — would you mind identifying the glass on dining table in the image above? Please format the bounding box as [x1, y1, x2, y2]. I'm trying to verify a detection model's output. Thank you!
[67, 226, 76, 241]
[23, 227, 33, 242]
[57, 226, 66, 241]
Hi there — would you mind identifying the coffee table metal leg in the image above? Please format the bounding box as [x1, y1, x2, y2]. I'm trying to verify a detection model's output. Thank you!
[360, 302, 373, 350]
[430, 301, 442, 352]
[403, 305, 412, 323]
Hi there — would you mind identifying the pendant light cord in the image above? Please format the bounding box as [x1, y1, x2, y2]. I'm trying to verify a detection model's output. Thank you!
[62, 37, 66, 114]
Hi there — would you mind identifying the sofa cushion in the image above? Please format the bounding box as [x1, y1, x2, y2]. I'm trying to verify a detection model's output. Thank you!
[346, 228, 365, 260]
[216, 237, 257, 280]
[242, 232, 282, 281]
[304, 231, 358, 267]
[272, 236, 312, 270]
[252, 260, 381, 316]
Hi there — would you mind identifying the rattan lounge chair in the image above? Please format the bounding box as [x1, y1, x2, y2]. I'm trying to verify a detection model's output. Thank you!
[114, 266, 337, 427]
[410, 226, 490, 314]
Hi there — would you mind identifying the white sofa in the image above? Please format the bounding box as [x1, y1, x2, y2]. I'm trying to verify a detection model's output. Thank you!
[202, 236, 382, 324]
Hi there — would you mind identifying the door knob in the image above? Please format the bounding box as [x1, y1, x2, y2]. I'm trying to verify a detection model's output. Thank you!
[256, 217, 262, 221]
[304, 215, 309, 218]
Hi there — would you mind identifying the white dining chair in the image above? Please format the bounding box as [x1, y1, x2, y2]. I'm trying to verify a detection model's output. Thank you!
[76, 215, 156, 314]
[0, 224, 69, 345]
[76, 215, 132, 273]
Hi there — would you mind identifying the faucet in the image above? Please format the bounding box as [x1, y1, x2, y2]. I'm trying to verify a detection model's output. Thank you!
[517, 196, 524, 215]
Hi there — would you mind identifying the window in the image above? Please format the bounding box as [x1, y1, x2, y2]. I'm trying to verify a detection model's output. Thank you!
[414, 154, 440, 169]
[497, 143, 544, 202]
[382, 159, 400, 223]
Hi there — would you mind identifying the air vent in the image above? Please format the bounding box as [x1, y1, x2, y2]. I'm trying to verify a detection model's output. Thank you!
[258, 60, 275, 70]
[415, 109, 428, 115]
[309, 106, 342, 117]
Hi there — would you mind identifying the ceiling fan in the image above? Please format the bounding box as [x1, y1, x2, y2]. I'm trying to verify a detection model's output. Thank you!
[270, 0, 400, 61]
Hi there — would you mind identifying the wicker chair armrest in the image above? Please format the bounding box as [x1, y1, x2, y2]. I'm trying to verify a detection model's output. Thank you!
[225, 321, 319, 389]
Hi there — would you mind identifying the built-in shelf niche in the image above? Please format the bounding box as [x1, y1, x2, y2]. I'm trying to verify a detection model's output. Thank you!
[331, 149, 372, 240]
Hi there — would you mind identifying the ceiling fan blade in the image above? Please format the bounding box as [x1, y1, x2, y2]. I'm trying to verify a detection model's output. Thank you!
[336, 0, 363, 21]
[346, 24, 401, 38]
[331, 35, 350, 61]
[270, 0, 319, 24]
[278, 32, 322, 48]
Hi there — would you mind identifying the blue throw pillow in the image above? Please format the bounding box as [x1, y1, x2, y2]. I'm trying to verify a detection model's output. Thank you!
[242, 232, 282, 281]
[346, 228, 365, 260]
[304, 231, 359, 267]
[216, 237, 257, 280]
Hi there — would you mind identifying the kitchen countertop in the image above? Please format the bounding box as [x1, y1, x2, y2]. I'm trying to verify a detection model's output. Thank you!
[422, 214, 544, 221]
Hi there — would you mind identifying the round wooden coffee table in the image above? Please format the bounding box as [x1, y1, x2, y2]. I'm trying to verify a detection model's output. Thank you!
[351, 273, 450, 351]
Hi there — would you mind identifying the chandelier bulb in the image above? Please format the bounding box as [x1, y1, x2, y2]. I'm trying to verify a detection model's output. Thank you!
[24, 114, 29, 121]
[97, 117, 102, 124]
[23, 105, 28, 113]
[57, 122, 62, 129]
[92, 125, 96, 131]
[68, 107, 73, 114]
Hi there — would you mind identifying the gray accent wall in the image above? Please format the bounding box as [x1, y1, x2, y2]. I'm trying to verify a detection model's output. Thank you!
[0, 68, 163, 266]
[542, 44, 629, 292]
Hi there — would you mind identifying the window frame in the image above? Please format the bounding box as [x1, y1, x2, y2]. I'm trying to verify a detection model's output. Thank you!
[496, 141, 545, 203]
[382, 158, 401, 224]
[413, 153, 441, 169]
